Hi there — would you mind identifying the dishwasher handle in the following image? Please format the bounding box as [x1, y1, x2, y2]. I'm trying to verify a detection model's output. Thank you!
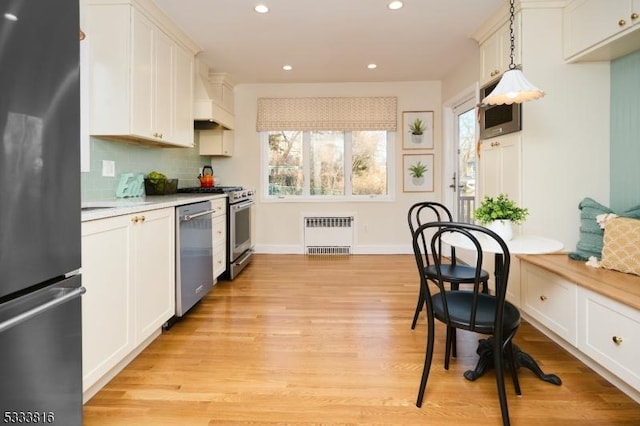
[181, 209, 216, 222]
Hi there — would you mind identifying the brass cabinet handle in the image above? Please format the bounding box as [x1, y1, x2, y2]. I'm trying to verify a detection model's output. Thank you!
[632, 12, 639, 20]
[131, 216, 139, 223]
[490, 141, 501, 147]
[139, 215, 146, 222]
[612, 336, 623, 345]
[540, 295, 548, 301]
[79, 29, 86, 41]
[619, 19, 627, 26]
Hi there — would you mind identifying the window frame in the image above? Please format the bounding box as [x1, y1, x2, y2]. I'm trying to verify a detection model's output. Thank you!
[260, 130, 395, 202]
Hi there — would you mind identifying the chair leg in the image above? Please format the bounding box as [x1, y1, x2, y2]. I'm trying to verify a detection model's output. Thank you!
[482, 279, 489, 294]
[494, 333, 511, 426]
[416, 311, 435, 407]
[411, 286, 425, 330]
[504, 333, 522, 396]
[444, 327, 453, 370]
[451, 328, 457, 358]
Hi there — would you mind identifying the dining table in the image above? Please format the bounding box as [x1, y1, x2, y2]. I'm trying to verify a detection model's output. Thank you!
[440, 231, 564, 386]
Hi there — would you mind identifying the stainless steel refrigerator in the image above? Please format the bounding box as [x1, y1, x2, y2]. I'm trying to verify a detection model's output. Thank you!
[0, 1, 84, 424]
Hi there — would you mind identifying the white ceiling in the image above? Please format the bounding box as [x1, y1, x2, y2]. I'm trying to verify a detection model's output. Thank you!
[154, 0, 506, 84]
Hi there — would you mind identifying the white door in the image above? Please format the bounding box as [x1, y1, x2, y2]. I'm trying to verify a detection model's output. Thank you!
[449, 98, 478, 223]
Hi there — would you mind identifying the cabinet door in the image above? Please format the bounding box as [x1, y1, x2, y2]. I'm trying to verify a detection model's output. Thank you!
[81, 216, 134, 392]
[564, 0, 634, 58]
[199, 129, 234, 156]
[132, 208, 175, 344]
[130, 9, 154, 138]
[479, 133, 521, 203]
[212, 214, 226, 279]
[480, 18, 521, 86]
[174, 43, 194, 146]
[153, 29, 174, 142]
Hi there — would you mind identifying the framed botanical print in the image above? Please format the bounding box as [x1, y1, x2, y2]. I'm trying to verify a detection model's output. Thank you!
[402, 111, 434, 149]
[403, 154, 434, 192]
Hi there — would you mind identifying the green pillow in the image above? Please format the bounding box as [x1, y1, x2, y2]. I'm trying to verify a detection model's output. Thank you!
[569, 198, 640, 260]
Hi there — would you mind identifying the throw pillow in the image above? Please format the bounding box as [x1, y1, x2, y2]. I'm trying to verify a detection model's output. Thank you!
[569, 198, 612, 260]
[569, 198, 640, 261]
[600, 217, 640, 276]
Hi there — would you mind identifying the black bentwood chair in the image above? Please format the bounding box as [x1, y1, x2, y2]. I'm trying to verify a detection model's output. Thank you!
[412, 222, 522, 426]
[407, 202, 489, 330]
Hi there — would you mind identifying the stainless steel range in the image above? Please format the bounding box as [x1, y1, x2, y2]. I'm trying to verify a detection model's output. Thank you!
[178, 186, 255, 279]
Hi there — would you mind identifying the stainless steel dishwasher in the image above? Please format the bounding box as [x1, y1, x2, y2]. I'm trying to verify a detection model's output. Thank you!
[175, 201, 215, 317]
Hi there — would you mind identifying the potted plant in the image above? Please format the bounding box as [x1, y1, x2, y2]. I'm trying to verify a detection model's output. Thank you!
[473, 193, 529, 241]
[408, 161, 428, 185]
[409, 118, 426, 144]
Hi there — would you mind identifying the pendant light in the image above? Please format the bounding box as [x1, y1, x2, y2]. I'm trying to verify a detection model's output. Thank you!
[482, 0, 544, 105]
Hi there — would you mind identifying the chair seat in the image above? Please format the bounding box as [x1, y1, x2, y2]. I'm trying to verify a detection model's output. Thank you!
[425, 264, 490, 284]
[431, 291, 521, 334]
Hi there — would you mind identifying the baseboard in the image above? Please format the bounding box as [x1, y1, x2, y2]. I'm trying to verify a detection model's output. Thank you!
[254, 244, 412, 255]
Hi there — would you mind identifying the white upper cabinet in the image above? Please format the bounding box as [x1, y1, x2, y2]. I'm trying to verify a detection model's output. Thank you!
[564, 0, 640, 61]
[86, 0, 198, 147]
[479, 16, 521, 86]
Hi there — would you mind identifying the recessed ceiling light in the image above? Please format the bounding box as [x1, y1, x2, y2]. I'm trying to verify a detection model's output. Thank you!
[367, 63, 377, 69]
[4, 13, 18, 21]
[388, 1, 403, 10]
[283, 65, 293, 71]
[254, 4, 269, 14]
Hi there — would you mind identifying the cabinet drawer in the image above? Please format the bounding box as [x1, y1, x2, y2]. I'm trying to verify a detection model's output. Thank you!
[521, 262, 578, 344]
[578, 287, 640, 391]
[211, 198, 226, 217]
[212, 215, 226, 245]
[213, 247, 226, 279]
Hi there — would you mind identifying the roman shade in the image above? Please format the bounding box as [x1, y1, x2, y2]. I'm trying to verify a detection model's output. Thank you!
[256, 96, 397, 131]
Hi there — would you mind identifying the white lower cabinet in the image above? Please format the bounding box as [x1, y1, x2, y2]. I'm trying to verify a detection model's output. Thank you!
[520, 261, 640, 398]
[521, 262, 578, 345]
[81, 207, 175, 395]
[211, 198, 227, 279]
[578, 287, 640, 391]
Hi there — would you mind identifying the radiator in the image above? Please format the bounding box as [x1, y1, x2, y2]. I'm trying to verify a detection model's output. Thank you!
[304, 216, 354, 255]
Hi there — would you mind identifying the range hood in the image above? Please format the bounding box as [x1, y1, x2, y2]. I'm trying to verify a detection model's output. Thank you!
[194, 60, 235, 130]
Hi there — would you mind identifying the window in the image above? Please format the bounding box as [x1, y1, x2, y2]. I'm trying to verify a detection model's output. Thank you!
[263, 130, 393, 200]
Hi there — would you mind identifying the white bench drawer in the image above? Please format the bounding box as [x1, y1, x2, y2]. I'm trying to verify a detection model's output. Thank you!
[521, 262, 578, 345]
[578, 287, 640, 391]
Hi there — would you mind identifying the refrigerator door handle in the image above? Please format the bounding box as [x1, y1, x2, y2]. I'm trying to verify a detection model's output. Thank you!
[0, 286, 86, 333]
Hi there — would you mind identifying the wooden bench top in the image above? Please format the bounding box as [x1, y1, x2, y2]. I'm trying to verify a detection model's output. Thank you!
[518, 253, 640, 311]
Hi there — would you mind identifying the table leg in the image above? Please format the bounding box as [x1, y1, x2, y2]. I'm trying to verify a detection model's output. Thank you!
[463, 337, 562, 385]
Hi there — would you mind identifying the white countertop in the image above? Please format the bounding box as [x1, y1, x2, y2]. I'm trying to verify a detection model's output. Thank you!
[81, 194, 228, 222]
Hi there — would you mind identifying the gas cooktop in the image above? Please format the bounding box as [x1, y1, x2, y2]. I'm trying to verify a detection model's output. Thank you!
[177, 186, 242, 194]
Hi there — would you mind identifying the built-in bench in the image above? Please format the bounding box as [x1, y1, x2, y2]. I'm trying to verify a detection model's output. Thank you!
[518, 253, 640, 310]
[518, 253, 640, 404]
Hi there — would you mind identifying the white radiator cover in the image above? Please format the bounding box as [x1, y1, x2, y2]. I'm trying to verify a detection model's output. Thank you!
[303, 215, 355, 255]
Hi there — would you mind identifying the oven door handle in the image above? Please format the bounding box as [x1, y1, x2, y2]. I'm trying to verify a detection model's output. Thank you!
[181, 209, 215, 222]
[231, 200, 254, 210]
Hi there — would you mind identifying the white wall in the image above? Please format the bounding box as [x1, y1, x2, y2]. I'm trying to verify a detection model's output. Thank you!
[212, 82, 442, 254]
[518, 5, 610, 249]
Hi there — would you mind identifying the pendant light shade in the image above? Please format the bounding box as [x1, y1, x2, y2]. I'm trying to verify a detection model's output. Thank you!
[482, 0, 545, 106]
[482, 69, 544, 105]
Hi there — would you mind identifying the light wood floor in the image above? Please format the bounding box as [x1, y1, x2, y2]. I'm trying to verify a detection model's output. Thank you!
[84, 254, 640, 425]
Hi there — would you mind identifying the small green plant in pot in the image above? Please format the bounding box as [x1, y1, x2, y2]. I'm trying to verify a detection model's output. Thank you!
[409, 118, 427, 144]
[408, 161, 428, 185]
[473, 193, 529, 241]
[409, 118, 426, 135]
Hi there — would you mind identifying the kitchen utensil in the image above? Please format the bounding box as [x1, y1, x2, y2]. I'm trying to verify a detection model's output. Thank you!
[198, 165, 214, 187]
